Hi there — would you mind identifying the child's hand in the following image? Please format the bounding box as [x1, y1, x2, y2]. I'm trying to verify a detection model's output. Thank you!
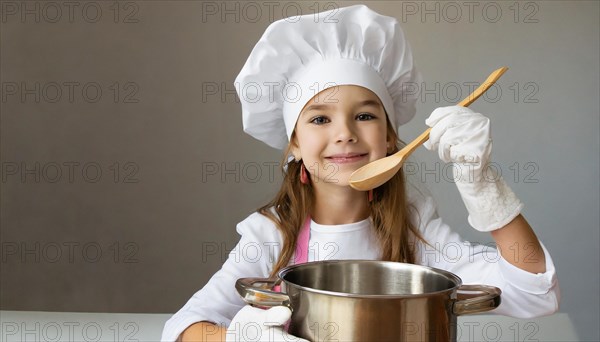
[226, 305, 309, 342]
[424, 106, 523, 232]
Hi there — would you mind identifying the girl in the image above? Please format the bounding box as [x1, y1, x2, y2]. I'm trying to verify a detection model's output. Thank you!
[163, 5, 559, 341]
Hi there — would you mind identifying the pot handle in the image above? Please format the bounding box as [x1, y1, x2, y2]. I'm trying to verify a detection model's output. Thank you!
[453, 284, 502, 315]
[235, 277, 292, 309]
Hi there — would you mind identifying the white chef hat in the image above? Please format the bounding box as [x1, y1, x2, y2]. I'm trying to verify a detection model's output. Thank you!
[235, 4, 421, 149]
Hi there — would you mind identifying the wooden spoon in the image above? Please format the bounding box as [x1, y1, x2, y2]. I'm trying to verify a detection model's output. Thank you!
[349, 67, 508, 191]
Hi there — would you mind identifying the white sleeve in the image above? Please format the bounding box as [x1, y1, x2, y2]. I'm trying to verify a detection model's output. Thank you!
[409, 187, 560, 319]
[161, 212, 283, 341]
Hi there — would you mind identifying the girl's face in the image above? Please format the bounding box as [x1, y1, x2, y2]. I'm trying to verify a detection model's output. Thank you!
[291, 85, 392, 186]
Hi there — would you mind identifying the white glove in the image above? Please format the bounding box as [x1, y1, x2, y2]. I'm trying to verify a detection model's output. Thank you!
[424, 106, 523, 232]
[226, 305, 309, 342]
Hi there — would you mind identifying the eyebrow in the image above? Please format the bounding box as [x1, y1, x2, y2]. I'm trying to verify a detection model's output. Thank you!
[301, 99, 382, 115]
[302, 103, 333, 114]
[355, 99, 383, 109]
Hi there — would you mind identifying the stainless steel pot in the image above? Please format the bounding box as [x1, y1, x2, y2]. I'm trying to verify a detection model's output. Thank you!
[236, 260, 500, 342]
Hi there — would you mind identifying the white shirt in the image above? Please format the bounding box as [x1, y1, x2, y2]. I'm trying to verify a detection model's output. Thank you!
[161, 185, 560, 341]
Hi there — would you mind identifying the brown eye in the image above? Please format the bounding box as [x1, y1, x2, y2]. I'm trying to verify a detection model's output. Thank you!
[310, 116, 330, 125]
[357, 113, 375, 121]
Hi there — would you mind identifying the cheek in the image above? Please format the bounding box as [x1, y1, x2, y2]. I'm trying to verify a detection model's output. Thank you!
[374, 141, 388, 159]
[296, 134, 321, 158]
[371, 128, 389, 157]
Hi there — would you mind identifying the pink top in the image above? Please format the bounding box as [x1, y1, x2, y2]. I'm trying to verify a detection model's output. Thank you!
[293, 216, 311, 264]
[273, 216, 311, 292]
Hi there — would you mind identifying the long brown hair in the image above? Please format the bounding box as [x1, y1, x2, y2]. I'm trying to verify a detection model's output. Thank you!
[259, 120, 426, 278]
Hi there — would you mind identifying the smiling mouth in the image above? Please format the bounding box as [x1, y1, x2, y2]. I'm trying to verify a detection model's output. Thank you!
[325, 153, 368, 164]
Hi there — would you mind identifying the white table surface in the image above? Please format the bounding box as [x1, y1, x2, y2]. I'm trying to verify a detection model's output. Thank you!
[0, 310, 578, 341]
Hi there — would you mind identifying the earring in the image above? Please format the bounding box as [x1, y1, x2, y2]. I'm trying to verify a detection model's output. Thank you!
[300, 164, 309, 184]
[368, 189, 374, 202]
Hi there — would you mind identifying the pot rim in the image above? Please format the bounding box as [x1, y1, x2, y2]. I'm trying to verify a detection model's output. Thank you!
[278, 259, 464, 298]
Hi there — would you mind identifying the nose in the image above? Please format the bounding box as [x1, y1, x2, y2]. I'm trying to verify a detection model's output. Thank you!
[335, 120, 358, 143]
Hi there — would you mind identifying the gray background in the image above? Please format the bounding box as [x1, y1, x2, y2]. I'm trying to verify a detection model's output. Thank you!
[1, 0, 598, 340]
